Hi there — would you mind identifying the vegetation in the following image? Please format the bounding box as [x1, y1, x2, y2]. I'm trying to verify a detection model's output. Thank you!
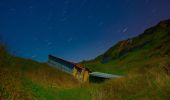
[0, 44, 80, 99]
[82, 19, 170, 75]
[93, 66, 170, 100]
[0, 19, 170, 100]
[82, 19, 170, 99]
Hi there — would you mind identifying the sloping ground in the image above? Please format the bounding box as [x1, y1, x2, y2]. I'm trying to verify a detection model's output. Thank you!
[93, 66, 170, 100]
[82, 19, 170, 75]
[79, 20, 170, 100]
[81, 19, 170, 100]
[0, 19, 170, 100]
[0, 45, 79, 99]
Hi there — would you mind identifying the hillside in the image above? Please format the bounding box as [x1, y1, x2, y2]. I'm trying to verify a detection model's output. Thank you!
[79, 19, 170, 100]
[0, 44, 80, 99]
[0, 19, 170, 100]
[82, 19, 170, 75]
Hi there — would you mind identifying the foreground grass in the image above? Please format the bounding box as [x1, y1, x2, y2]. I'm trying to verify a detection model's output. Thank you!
[0, 44, 80, 99]
[0, 44, 170, 100]
[93, 66, 170, 100]
[0, 19, 170, 99]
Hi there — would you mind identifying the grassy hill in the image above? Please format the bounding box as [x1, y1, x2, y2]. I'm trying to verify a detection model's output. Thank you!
[0, 19, 170, 100]
[81, 19, 170, 100]
[82, 19, 170, 75]
[0, 44, 82, 99]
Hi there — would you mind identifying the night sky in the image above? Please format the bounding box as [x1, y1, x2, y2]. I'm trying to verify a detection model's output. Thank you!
[0, 0, 170, 62]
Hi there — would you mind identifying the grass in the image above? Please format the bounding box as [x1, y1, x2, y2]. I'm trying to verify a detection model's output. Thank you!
[93, 66, 170, 100]
[0, 19, 170, 100]
[83, 19, 170, 76]
[0, 44, 94, 100]
[0, 44, 80, 99]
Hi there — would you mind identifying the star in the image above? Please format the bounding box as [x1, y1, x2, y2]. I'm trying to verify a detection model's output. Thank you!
[80, 0, 88, 8]
[29, 6, 33, 9]
[64, 0, 70, 5]
[8, 8, 17, 14]
[33, 37, 39, 41]
[151, 9, 157, 14]
[47, 12, 53, 21]
[98, 21, 104, 27]
[145, 0, 150, 4]
[63, 10, 67, 15]
[44, 39, 49, 42]
[47, 42, 53, 46]
[60, 17, 67, 22]
[67, 37, 73, 43]
[31, 55, 37, 58]
[122, 27, 128, 33]
[87, 15, 93, 19]
[9, 8, 16, 11]
[48, 26, 53, 30]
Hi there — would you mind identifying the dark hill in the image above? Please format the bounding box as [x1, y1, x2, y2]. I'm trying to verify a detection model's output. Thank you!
[82, 19, 170, 75]
[0, 44, 79, 99]
[0, 19, 170, 100]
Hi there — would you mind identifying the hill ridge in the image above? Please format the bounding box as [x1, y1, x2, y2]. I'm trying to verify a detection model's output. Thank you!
[82, 19, 170, 75]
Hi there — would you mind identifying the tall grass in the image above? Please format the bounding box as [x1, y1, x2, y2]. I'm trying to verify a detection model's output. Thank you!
[92, 62, 170, 100]
[0, 44, 80, 99]
[0, 19, 170, 99]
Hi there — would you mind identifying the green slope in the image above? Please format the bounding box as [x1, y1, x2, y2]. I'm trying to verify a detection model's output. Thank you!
[82, 19, 170, 75]
[0, 44, 81, 99]
[0, 19, 170, 100]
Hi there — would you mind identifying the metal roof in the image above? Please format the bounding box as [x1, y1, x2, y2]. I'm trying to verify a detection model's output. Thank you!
[48, 55, 91, 72]
[49, 55, 75, 65]
[90, 72, 121, 79]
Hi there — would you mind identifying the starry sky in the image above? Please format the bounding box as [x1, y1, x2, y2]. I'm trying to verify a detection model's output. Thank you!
[0, 0, 170, 62]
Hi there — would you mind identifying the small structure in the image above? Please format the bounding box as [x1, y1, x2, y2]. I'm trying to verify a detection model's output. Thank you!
[48, 55, 91, 82]
[48, 55, 122, 83]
